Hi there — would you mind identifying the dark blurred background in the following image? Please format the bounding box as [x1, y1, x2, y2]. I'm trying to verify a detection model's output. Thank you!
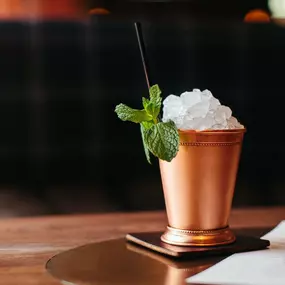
[0, 0, 284, 216]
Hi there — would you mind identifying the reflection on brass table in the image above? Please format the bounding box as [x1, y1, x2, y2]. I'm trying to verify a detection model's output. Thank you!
[46, 229, 270, 285]
[46, 238, 221, 285]
[0, 207, 283, 284]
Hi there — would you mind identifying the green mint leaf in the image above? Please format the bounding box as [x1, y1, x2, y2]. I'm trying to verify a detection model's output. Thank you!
[144, 121, 179, 162]
[140, 123, 151, 164]
[144, 101, 161, 120]
[141, 121, 153, 130]
[143, 85, 162, 120]
[115, 103, 152, 123]
[149, 84, 162, 104]
[115, 84, 175, 164]
[142, 97, 150, 110]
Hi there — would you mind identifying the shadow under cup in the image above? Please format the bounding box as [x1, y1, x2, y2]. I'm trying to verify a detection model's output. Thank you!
[159, 129, 246, 246]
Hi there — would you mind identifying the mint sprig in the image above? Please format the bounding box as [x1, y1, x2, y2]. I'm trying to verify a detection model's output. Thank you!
[114, 84, 179, 164]
[115, 104, 152, 123]
[145, 121, 179, 162]
[140, 123, 151, 163]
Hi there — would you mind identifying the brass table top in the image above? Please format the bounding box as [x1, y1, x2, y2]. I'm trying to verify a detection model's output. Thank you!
[0, 207, 283, 284]
[46, 228, 270, 285]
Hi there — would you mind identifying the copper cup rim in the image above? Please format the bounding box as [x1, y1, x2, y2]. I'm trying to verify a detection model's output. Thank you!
[178, 128, 246, 135]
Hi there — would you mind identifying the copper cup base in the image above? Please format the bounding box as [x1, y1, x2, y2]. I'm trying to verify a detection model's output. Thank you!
[161, 226, 236, 247]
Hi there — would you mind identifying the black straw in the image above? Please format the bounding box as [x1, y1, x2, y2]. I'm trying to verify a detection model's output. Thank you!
[134, 22, 151, 89]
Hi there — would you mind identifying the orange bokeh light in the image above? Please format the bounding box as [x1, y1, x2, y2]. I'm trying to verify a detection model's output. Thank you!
[0, 0, 84, 20]
[89, 8, 110, 15]
[244, 9, 270, 23]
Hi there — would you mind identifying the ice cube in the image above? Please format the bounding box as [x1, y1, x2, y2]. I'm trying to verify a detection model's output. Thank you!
[223, 106, 232, 119]
[215, 105, 232, 124]
[201, 89, 213, 99]
[179, 113, 194, 129]
[189, 116, 214, 130]
[209, 97, 221, 111]
[228, 116, 238, 126]
[180, 91, 201, 108]
[179, 117, 200, 130]
[173, 115, 185, 129]
[188, 100, 210, 118]
[162, 89, 243, 131]
[227, 116, 244, 129]
[199, 114, 216, 130]
[163, 95, 185, 119]
[163, 94, 180, 106]
[212, 124, 227, 130]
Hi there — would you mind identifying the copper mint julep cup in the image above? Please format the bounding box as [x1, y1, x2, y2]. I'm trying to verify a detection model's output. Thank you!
[159, 129, 246, 246]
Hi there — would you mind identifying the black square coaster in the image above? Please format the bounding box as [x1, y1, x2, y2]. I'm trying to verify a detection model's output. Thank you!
[126, 231, 270, 258]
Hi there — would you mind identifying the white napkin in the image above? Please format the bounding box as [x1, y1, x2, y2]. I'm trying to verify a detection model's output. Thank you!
[186, 221, 285, 285]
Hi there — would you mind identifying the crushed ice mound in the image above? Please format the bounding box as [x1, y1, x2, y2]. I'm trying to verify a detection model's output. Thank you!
[162, 89, 244, 131]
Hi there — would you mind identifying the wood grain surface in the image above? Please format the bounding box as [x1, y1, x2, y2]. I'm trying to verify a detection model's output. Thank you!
[0, 207, 283, 284]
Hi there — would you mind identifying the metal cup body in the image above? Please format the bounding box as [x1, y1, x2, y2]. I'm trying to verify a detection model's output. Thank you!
[159, 129, 245, 246]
